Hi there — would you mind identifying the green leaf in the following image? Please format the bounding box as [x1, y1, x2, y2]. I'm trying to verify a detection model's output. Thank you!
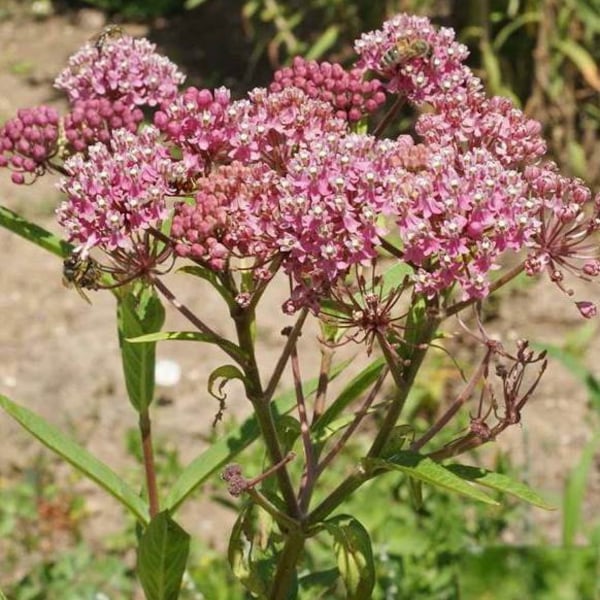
[127, 330, 246, 366]
[117, 290, 165, 412]
[380, 262, 413, 297]
[177, 265, 234, 306]
[324, 515, 375, 600]
[446, 464, 555, 510]
[208, 364, 246, 401]
[364, 451, 498, 505]
[563, 433, 600, 547]
[137, 511, 190, 600]
[305, 25, 339, 60]
[539, 342, 600, 415]
[552, 38, 600, 91]
[0, 204, 72, 258]
[228, 503, 275, 598]
[492, 11, 541, 51]
[164, 361, 350, 513]
[0, 394, 148, 523]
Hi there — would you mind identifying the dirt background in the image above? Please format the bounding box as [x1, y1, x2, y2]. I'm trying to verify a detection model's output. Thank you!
[0, 1, 599, 590]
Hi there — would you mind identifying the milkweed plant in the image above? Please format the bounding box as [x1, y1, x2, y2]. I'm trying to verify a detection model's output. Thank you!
[0, 13, 598, 599]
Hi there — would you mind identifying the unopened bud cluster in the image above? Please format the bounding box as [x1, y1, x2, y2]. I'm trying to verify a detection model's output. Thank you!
[0, 106, 59, 183]
[270, 57, 386, 122]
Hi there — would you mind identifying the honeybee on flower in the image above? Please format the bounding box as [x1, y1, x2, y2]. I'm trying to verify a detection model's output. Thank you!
[380, 37, 433, 70]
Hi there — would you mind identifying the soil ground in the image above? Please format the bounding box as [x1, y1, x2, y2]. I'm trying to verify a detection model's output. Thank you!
[0, 2, 599, 592]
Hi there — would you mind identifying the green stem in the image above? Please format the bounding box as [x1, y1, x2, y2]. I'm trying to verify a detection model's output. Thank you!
[308, 468, 369, 525]
[231, 301, 302, 519]
[368, 317, 439, 457]
[246, 487, 299, 532]
[308, 314, 439, 525]
[139, 409, 159, 518]
[269, 530, 306, 600]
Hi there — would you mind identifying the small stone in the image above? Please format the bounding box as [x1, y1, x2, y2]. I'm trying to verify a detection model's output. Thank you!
[155, 358, 182, 387]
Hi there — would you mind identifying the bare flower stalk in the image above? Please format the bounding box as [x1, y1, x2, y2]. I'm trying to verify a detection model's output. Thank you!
[410, 349, 491, 452]
[139, 409, 159, 519]
[316, 366, 389, 476]
[289, 339, 317, 513]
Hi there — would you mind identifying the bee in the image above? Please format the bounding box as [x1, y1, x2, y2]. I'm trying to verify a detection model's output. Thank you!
[381, 37, 432, 70]
[93, 24, 124, 53]
[62, 253, 101, 304]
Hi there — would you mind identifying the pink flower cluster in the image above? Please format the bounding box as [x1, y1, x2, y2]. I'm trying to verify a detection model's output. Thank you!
[171, 133, 405, 309]
[170, 162, 268, 270]
[0, 106, 59, 184]
[57, 126, 175, 255]
[157, 86, 348, 180]
[54, 35, 185, 109]
[523, 162, 600, 316]
[269, 57, 386, 122]
[154, 87, 235, 177]
[1, 12, 594, 317]
[64, 98, 144, 155]
[416, 91, 547, 168]
[391, 145, 542, 299]
[354, 13, 472, 105]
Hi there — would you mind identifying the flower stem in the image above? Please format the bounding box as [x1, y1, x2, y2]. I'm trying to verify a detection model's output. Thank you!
[139, 409, 159, 518]
[231, 301, 302, 519]
[269, 529, 306, 600]
[151, 275, 246, 365]
[443, 262, 525, 317]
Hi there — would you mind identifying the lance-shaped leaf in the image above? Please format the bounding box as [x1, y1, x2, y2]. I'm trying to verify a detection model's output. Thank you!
[0, 204, 72, 258]
[117, 289, 165, 412]
[127, 330, 246, 365]
[0, 394, 148, 523]
[137, 511, 190, 600]
[364, 451, 497, 505]
[324, 514, 375, 600]
[164, 360, 351, 513]
[446, 464, 555, 510]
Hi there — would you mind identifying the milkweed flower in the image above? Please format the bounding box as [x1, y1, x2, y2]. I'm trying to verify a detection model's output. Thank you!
[154, 86, 237, 177]
[523, 163, 600, 316]
[389, 145, 542, 299]
[56, 126, 175, 255]
[354, 13, 472, 106]
[0, 105, 59, 183]
[54, 35, 185, 109]
[416, 92, 547, 168]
